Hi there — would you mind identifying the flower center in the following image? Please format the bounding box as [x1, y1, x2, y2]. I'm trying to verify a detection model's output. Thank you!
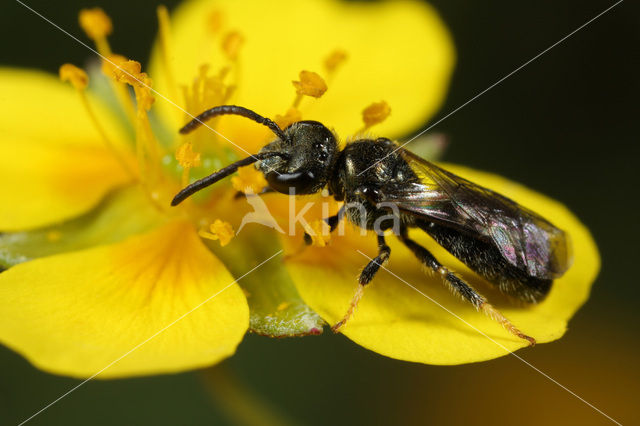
[65, 7, 391, 248]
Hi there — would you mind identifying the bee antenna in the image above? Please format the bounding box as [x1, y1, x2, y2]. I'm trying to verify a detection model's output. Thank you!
[179, 105, 289, 143]
[170, 151, 287, 206]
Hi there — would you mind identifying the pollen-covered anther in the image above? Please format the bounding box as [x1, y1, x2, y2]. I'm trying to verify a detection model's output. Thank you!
[222, 31, 244, 61]
[112, 60, 145, 86]
[137, 82, 155, 111]
[101, 54, 128, 79]
[59, 64, 89, 90]
[231, 167, 267, 194]
[292, 71, 328, 98]
[362, 100, 391, 128]
[199, 220, 235, 247]
[305, 220, 331, 247]
[112, 60, 155, 110]
[79, 8, 113, 41]
[175, 142, 201, 169]
[207, 10, 224, 34]
[324, 49, 348, 74]
[274, 107, 302, 129]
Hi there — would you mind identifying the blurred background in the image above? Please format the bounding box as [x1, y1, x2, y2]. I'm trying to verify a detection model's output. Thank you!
[1, 0, 638, 425]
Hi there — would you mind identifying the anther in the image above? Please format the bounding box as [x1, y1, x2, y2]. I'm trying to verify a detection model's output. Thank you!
[59, 64, 88, 90]
[59, 63, 136, 180]
[207, 10, 224, 34]
[292, 70, 328, 99]
[303, 220, 331, 247]
[274, 107, 302, 129]
[199, 220, 235, 247]
[112, 60, 144, 87]
[231, 167, 267, 195]
[362, 100, 391, 129]
[112, 60, 155, 111]
[324, 49, 348, 75]
[79, 8, 113, 41]
[101, 54, 128, 78]
[222, 31, 244, 62]
[175, 142, 201, 187]
[176, 142, 201, 169]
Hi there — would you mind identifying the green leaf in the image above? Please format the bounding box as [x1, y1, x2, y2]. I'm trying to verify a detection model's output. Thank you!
[205, 224, 325, 337]
[0, 185, 165, 268]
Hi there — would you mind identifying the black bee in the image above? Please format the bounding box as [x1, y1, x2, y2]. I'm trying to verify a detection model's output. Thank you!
[172, 105, 573, 345]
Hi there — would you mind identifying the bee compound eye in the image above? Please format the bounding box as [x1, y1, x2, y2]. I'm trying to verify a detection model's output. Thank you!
[266, 170, 317, 194]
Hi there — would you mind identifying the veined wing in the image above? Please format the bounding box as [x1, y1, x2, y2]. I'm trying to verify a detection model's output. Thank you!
[378, 148, 572, 280]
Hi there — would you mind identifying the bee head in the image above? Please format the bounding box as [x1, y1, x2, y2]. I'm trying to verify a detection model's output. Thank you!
[257, 120, 338, 194]
[171, 107, 339, 206]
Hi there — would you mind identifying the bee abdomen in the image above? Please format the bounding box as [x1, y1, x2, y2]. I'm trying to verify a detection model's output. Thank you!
[419, 221, 552, 303]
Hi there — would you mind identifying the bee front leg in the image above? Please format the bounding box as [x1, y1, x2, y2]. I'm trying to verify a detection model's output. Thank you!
[399, 229, 536, 346]
[332, 233, 390, 332]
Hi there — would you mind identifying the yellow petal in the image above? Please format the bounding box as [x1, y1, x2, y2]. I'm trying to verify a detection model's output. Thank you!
[0, 68, 133, 231]
[0, 186, 166, 268]
[150, 0, 454, 151]
[0, 221, 249, 378]
[284, 164, 599, 364]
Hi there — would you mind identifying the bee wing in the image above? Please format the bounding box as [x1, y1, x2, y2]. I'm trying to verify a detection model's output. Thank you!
[379, 148, 572, 279]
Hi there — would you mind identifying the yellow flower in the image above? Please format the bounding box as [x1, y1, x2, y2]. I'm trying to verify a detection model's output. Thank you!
[0, 0, 598, 379]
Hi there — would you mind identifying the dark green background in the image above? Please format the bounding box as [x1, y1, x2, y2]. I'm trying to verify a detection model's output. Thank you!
[1, 0, 638, 425]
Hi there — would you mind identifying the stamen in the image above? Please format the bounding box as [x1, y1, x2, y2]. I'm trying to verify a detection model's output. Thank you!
[199, 219, 235, 246]
[97, 54, 136, 123]
[59, 64, 88, 90]
[113, 60, 163, 190]
[207, 10, 224, 35]
[274, 107, 302, 129]
[362, 100, 391, 129]
[156, 5, 179, 103]
[324, 49, 348, 76]
[112, 60, 146, 87]
[180, 63, 235, 157]
[292, 70, 328, 108]
[303, 219, 331, 247]
[222, 31, 244, 62]
[101, 53, 127, 77]
[231, 167, 267, 195]
[59, 63, 136, 179]
[175, 142, 202, 187]
[78, 8, 113, 55]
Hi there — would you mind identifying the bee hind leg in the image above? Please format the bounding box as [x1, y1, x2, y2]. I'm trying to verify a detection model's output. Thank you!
[332, 233, 390, 332]
[399, 229, 536, 346]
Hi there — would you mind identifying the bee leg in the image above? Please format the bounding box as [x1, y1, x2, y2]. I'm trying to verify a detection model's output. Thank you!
[304, 205, 346, 245]
[332, 233, 390, 332]
[399, 231, 536, 346]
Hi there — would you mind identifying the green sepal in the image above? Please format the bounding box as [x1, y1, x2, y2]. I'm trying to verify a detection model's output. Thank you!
[205, 224, 325, 337]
